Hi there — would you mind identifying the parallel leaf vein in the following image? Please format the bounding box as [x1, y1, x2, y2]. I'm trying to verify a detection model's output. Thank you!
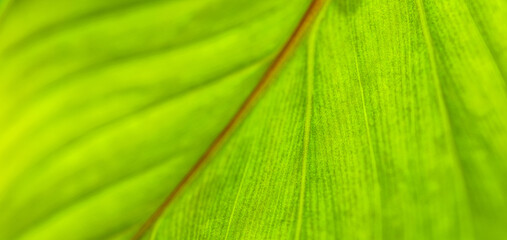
[295, 2, 326, 238]
[414, 0, 474, 238]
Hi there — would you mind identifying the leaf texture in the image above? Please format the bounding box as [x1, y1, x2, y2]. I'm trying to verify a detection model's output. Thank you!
[1, 0, 507, 239]
[146, 0, 507, 239]
[0, 0, 309, 239]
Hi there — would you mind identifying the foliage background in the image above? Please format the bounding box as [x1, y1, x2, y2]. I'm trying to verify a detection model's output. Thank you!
[0, 0, 506, 239]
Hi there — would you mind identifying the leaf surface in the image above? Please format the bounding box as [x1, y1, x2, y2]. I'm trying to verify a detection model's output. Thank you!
[0, 0, 309, 239]
[0, 0, 507, 239]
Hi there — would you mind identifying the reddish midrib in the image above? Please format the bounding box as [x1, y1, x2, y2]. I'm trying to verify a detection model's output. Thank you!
[132, 0, 327, 239]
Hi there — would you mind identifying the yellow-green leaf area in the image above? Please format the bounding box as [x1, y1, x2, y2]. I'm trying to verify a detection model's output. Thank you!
[1, 0, 507, 240]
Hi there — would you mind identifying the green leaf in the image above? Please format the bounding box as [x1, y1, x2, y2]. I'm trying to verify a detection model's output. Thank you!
[1, 0, 506, 239]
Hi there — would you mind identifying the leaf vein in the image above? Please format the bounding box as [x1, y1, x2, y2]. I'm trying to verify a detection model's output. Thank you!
[295, 2, 326, 238]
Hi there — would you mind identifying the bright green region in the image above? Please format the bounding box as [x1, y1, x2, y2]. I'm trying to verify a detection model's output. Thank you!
[150, 0, 507, 240]
[1, 0, 507, 240]
[0, 0, 309, 239]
